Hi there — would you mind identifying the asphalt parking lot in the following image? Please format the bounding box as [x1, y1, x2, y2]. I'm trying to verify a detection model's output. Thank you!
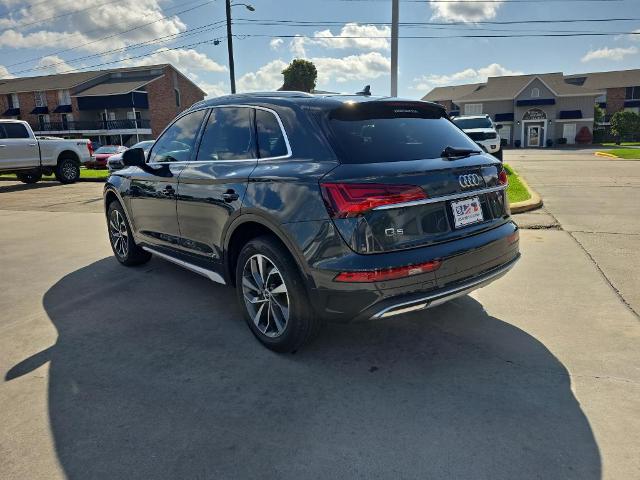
[1, 150, 639, 479]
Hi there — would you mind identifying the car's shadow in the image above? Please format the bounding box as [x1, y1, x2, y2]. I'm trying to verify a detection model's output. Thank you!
[5, 257, 601, 479]
[0, 180, 60, 193]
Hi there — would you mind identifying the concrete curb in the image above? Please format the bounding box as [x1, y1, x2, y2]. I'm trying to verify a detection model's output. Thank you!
[0, 177, 106, 183]
[594, 151, 618, 159]
[509, 166, 543, 214]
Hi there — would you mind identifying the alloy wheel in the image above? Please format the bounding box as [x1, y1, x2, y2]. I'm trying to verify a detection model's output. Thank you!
[62, 160, 77, 180]
[241, 253, 290, 338]
[109, 209, 129, 258]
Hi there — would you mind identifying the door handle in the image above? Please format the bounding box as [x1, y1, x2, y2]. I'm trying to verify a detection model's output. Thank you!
[28, 143, 37, 147]
[222, 190, 239, 202]
[161, 185, 175, 196]
[0, 145, 6, 148]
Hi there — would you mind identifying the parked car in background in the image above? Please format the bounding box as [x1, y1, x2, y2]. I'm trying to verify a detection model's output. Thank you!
[0, 119, 93, 184]
[452, 115, 502, 161]
[85, 145, 126, 169]
[104, 93, 519, 352]
[107, 140, 155, 173]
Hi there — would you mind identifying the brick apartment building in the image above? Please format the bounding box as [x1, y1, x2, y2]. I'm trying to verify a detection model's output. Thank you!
[423, 68, 640, 147]
[0, 64, 206, 146]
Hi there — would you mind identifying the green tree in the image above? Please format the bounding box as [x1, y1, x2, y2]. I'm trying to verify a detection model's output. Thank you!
[594, 104, 605, 125]
[281, 59, 317, 93]
[610, 110, 640, 144]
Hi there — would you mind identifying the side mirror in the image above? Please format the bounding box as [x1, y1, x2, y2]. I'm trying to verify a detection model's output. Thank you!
[495, 124, 503, 131]
[122, 147, 145, 167]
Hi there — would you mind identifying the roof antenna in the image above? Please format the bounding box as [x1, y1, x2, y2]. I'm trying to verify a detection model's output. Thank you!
[356, 85, 371, 96]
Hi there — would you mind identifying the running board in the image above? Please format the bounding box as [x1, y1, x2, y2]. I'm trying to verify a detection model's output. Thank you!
[142, 246, 226, 285]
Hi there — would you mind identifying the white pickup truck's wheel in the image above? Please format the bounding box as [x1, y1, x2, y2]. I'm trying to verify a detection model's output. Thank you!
[55, 157, 80, 184]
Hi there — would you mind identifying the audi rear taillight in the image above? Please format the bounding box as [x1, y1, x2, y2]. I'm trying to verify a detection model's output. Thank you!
[498, 169, 508, 186]
[334, 260, 442, 283]
[320, 182, 427, 218]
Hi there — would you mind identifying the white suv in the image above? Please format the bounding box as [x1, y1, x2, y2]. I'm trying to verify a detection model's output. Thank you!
[452, 115, 502, 161]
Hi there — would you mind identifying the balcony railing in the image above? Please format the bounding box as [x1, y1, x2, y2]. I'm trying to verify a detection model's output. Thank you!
[35, 119, 151, 131]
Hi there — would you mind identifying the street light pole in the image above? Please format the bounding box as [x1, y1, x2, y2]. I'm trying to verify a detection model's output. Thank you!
[390, 0, 399, 97]
[225, 0, 236, 94]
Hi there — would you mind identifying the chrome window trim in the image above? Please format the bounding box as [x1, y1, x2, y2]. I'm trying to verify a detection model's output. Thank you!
[372, 184, 508, 211]
[147, 104, 292, 165]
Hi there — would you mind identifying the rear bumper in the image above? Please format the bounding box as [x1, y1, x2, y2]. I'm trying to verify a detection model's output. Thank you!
[307, 220, 519, 322]
[369, 254, 518, 320]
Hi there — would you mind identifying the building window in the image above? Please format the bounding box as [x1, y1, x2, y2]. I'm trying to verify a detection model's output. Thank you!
[58, 89, 71, 105]
[34, 91, 47, 108]
[464, 103, 483, 115]
[531, 87, 540, 98]
[174, 88, 181, 107]
[626, 86, 640, 100]
[38, 114, 50, 130]
[61, 113, 73, 129]
[7, 93, 19, 109]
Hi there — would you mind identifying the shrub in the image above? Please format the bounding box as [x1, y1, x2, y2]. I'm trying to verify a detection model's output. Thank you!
[557, 137, 567, 145]
[514, 139, 521, 148]
[576, 126, 593, 144]
[546, 138, 553, 147]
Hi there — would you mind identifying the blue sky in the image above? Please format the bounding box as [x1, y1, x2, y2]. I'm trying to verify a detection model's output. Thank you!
[0, 0, 639, 98]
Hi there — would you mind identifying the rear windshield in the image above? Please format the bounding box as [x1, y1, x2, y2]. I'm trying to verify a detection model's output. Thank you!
[95, 146, 119, 154]
[328, 102, 479, 164]
[453, 117, 492, 129]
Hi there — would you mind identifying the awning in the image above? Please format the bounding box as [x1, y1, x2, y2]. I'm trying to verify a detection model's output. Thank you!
[624, 100, 640, 108]
[516, 98, 555, 106]
[2, 107, 20, 116]
[559, 110, 582, 120]
[495, 113, 514, 122]
[53, 104, 72, 113]
[30, 106, 49, 114]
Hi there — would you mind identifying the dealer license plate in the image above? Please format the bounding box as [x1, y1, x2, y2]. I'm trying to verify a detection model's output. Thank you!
[451, 196, 483, 228]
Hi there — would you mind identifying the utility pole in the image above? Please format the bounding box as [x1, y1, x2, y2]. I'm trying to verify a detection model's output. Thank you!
[225, 0, 236, 94]
[390, 0, 399, 97]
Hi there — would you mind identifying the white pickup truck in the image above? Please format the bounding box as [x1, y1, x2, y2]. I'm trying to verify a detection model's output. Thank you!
[0, 119, 93, 184]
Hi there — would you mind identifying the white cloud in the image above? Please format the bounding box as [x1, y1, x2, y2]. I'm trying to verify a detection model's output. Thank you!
[0, 0, 186, 52]
[581, 46, 638, 62]
[127, 48, 227, 73]
[289, 36, 307, 58]
[237, 52, 391, 92]
[237, 59, 288, 92]
[412, 63, 523, 92]
[35, 55, 74, 74]
[312, 52, 390, 83]
[200, 81, 228, 98]
[313, 23, 390, 50]
[429, 0, 504, 22]
[0, 64, 14, 78]
[270, 38, 284, 50]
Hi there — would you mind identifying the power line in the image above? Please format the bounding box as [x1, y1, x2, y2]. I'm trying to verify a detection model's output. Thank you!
[2, 0, 216, 70]
[234, 31, 640, 39]
[6, 22, 227, 77]
[0, 0, 131, 34]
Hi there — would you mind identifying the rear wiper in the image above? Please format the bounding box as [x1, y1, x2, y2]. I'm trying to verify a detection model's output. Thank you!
[440, 146, 482, 159]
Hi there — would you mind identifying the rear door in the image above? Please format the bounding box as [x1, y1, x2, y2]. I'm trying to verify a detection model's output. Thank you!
[321, 101, 509, 254]
[128, 109, 207, 249]
[0, 122, 39, 169]
[175, 106, 257, 265]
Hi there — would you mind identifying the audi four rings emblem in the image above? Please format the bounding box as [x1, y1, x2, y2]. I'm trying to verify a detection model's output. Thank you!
[458, 174, 481, 188]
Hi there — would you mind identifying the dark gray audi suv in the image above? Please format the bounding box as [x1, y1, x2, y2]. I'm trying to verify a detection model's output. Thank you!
[104, 92, 519, 352]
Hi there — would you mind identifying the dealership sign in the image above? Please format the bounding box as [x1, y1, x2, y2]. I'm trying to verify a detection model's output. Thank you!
[523, 108, 547, 120]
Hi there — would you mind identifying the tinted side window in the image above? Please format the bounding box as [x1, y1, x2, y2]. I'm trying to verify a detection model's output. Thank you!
[3, 123, 29, 139]
[197, 107, 255, 161]
[255, 109, 288, 158]
[148, 109, 206, 163]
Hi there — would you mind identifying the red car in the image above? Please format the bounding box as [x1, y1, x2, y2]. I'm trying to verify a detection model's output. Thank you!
[84, 145, 127, 169]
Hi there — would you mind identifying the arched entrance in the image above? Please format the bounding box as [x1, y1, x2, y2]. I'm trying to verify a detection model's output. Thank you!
[521, 109, 547, 148]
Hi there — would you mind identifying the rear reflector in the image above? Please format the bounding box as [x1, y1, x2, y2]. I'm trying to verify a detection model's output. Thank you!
[498, 169, 508, 186]
[320, 183, 427, 218]
[334, 260, 441, 283]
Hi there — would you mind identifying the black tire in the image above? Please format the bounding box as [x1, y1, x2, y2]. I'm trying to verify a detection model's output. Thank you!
[107, 200, 151, 266]
[55, 156, 80, 184]
[17, 171, 42, 184]
[493, 148, 503, 161]
[235, 235, 322, 352]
